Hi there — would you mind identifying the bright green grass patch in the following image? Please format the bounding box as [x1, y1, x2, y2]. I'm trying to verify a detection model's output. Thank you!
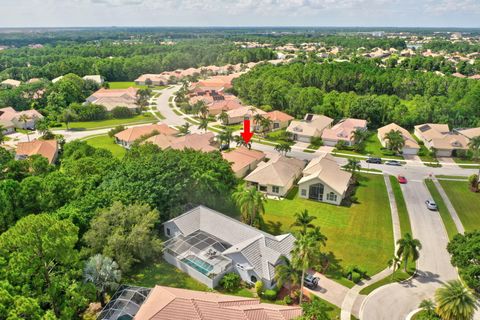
[425, 180, 458, 240]
[304, 149, 316, 153]
[453, 157, 480, 167]
[389, 176, 411, 235]
[58, 113, 157, 130]
[108, 81, 166, 90]
[213, 124, 243, 131]
[307, 144, 320, 150]
[334, 134, 404, 160]
[262, 174, 394, 285]
[435, 175, 469, 180]
[358, 261, 415, 295]
[438, 180, 480, 232]
[173, 109, 183, 116]
[84, 134, 126, 158]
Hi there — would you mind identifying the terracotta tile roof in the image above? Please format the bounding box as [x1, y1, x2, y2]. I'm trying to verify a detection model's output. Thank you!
[88, 87, 138, 100]
[457, 127, 480, 139]
[222, 147, 266, 173]
[286, 114, 333, 137]
[0, 107, 43, 122]
[135, 286, 301, 320]
[378, 123, 420, 149]
[115, 124, 178, 143]
[209, 98, 244, 114]
[245, 156, 305, 187]
[321, 118, 367, 142]
[146, 133, 217, 152]
[415, 123, 470, 150]
[266, 110, 294, 122]
[16, 140, 58, 164]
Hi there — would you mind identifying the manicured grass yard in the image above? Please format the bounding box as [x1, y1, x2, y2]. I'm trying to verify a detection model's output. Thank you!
[389, 176, 412, 235]
[84, 135, 126, 158]
[108, 81, 167, 90]
[262, 174, 394, 285]
[58, 113, 157, 130]
[424, 180, 458, 240]
[333, 133, 404, 160]
[438, 180, 480, 232]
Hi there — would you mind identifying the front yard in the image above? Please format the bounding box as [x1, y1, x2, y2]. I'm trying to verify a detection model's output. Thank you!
[262, 174, 394, 286]
[108, 81, 167, 90]
[57, 113, 158, 130]
[333, 133, 404, 160]
[84, 135, 126, 158]
[438, 180, 480, 232]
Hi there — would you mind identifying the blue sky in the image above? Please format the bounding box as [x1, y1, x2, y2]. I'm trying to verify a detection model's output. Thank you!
[1, 0, 479, 28]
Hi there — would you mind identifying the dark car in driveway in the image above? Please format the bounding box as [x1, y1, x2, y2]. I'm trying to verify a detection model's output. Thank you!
[304, 274, 319, 289]
[366, 157, 382, 164]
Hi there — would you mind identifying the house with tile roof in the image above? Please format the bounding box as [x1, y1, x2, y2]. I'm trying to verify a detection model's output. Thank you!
[82, 75, 104, 85]
[86, 87, 139, 112]
[244, 155, 305, 197]
[222, 147, 266, 178]
[1, 79, 21, 88]
[0, 119, 15, 134]
[456, 127, 480, 140]
[133, 285, 302, 320]
[321, 118, 368, 147]
[377, 123, 420, 155]
[145, 132, 218, 153]
[0, 107, 44, 129]
[254, 110, 294, 132]
[163, 206, 296, 289]
[221, 106, 266, 125]
[114, 124, 178, 148]
[298, 154, 352, 205]
[286, 114, 334, 143]
[15, 140, 58, 164]
[414, 123, 469, 157]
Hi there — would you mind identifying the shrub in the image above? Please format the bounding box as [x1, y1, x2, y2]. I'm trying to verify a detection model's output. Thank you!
[263, 289, 277, 301]
[220, 273, 241, 292]
[283, 295, 293, 305]
[335, 140, 348, 150]
[310, 137, 323, 147]
[351, 271, 361, 283]
[108, 125, 126, 138]
[70, 103, 108, 121]
[255, 280, 264, 296]
[111, 106, 134, 119]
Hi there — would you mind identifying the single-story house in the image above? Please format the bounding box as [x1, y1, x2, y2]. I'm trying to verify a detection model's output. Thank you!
[134, 74, 170, 86]
[145, 132, 218, 152]
[286, 114, 334, 143]
[377, 123, 420, 155]
[0, 119, 15, 134]
[0, 107, 44, 129]
[1, 79, 21, 88]
[222, 147, 266, 178]
[414, 123, 469, 157]
[208, 98, 243, 117]
[189, 73, 242, 94]
[254, 110, 294, 132]
[86, 87, 139, 112]
[221, 106, 266, 125]
[82, 75, 105, 85]
[133, 285, 302, 320]
[322, 118, 368, 147]
[115, 124, 178, 148]
[163, 205, 296, 289]
[456, 127, 480, 140]
[244, 155, 305, 197]
[15, 140, 59, 164]
[298, 154, 352, 205]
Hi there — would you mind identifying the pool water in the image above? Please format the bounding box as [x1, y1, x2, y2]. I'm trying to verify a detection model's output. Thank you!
[182, 255, 214, 275]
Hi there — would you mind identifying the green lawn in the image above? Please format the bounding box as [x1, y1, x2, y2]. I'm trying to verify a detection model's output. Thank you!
[58, 113, 157, 130]
[358, 261, 415, 295]
[84, 135, 126, 158]
[389, 176, 412, 235]
[438, 180, 480, 232]
[333, 134, 404, 160]
[108, 81, 167, 90]
[424, 180, 459, 240]
[453, 157, 480, 168]
[262, 174, 394, 286]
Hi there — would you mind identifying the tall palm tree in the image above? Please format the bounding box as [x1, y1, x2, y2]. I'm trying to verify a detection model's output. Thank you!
[218, 111, 229, 125]
[385, 129, 406, 154]
[0, 125, 5, 145]
[345, 158, 361, 176]
[194, 101, 208, 118]
[435, 280, 477, 320]
[17, 114, 31, 142]
[396, 233, 422, 272]
[292, 232, 322, 304]
[274, 256, 301, 296]
[307, 226, 327, 246]
[352, 128, 368, 145]
[218, 128, 234, 148]
[178, 122, 191, 136]
[84, 254, 122, 307]
[419, 299, 436, 316]
[232, 185, 266, 226]
[253, 113, 265, 133]
[198, 116, 209, 132]
[274, 142, 291, 155]
[387, 255, 402, 280]
[261, 117, 273, 135]
[468, 136, 480, 161]
[291, 209, 317, 235]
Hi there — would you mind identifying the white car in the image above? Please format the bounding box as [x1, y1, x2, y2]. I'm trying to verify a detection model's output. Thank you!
[425, 200, 438, 211]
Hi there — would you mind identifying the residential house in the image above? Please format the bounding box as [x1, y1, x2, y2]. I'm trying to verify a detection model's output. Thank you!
[27, 78, 42, 84]
[86, 87, 139, 112]
[133, 285, 302, 320]
[377, 123, 420, 155]
[0, 107, 44, 129]
[1, 79, 21, 88]
[321, 118, 368, 147]
[189, 73, 242, 94]
[254, 110, 294, 132]
[0, 119, 15, 134]
[134, 74, 170, 86]
[244, 155, 305, 197]
[115, 124, 178, 148]
[456, 127, 480, 140]
[414, 123, 470, 157]
[286, 114, 334, 143]
[51, 75, 64, 83]
[221, 106, 266, 125]
[222, 147, 266, 178]
[208, 98, 244, 117]
[163, 205, 296, 289]
[82, 75, 105, 85]
[145, 132, 218, 152]
[298, 154, 352, 205]
[15, 140, 59, 164]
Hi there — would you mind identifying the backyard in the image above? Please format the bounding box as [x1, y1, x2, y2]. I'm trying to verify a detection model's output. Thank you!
[84, 134, 126, 158]
[262, 174, 394, 286]
[438, 180, 480, 232]
[57, 113, 158, 130]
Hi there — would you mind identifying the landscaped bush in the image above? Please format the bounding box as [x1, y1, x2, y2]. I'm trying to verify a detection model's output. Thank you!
[310, 137, 323, 147]
[351, 271, 361, 283]
[255, 280, 264, 296]
[108, 125, 126, 138]
[283, 295, 293, 305]
[111, 106, 135, 119]
[262, 289, 277, 301]
[70, 103, 108, 121]
[220, 273, 241, 292]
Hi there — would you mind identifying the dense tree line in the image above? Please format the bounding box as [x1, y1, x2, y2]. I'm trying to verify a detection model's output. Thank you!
[0, 40, 275, 81]
[423, 40, 480, 54]
[232, 61, 480, 128]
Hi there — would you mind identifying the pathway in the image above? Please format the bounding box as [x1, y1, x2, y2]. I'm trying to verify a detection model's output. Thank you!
[303, 272, 349, 308]
[432, 178, 465, 234]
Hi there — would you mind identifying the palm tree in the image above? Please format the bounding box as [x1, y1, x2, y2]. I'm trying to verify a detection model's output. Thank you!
[218, 128, 234, 149]
[345, 158, 361, 176]
[60, 108, 76, 130]
[352, 128, 368, 145]
[0, 125, 5, 145]
[218, 111, 229, 125]
[385, 129, 406, 154]
[468, 136, 480, 161]
[198, 116, 209, 132]
[178, 122, 191, 136]
[84, 254, 122, 307]
[291, 209, 317, 235]
[261, 117, 273, 135]
[253, 113, 265, 133]
[274, 256, 301, 296]
[307, 226, 327, 246]
[396, 233, 422, 272]
[274, 142, 291, 155]
[387, 255, 402, 280]
[232, 184, 266, 226]
[419, 299, 436, 316]
[18, 114, 31, 142]
[35, 118, 50, 137]
[435, 280, 477, 320]
[194, 101, 208, 118]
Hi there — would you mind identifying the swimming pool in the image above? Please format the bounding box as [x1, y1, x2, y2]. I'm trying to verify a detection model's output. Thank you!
[181, 255, 214, 275]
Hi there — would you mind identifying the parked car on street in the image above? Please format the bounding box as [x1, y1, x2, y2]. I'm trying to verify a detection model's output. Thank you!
[385, 160, 402, 166]
[366, 157, 382, 164]
[397, 175, 407, 184]
[425, 200, 438, 211]
[304, 274, 319, 289]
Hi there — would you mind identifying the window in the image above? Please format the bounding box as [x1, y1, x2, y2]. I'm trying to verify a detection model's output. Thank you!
[250, 275, 258, 283]
[301, 189, 307, 196]
[166, 228, 171, 236]
[327, 192, 337, 202]
[273, 122, 280, 129]
[259, 185, 267, 192]
[272, 186, 280, 193]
